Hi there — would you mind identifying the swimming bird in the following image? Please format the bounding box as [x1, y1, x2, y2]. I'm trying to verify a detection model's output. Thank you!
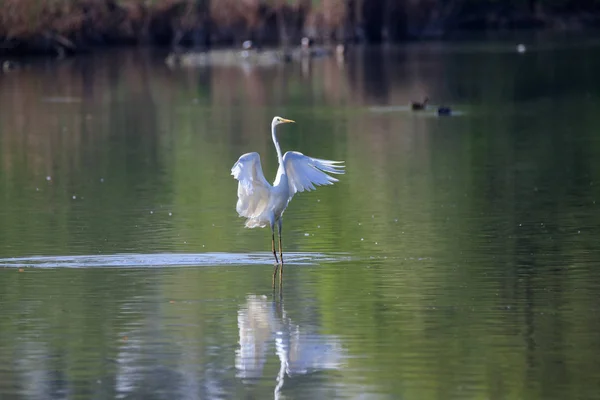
[231, 117, 345, 286]
[411, 97, 429, 111]
[437, 106, 452, 116]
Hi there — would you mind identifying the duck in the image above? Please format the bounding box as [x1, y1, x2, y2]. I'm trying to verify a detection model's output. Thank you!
[437, 106, 452, 116]
[411, 97, 429, 111]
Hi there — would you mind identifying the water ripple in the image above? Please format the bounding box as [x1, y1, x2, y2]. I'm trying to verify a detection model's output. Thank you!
[0, 252, 351, 269]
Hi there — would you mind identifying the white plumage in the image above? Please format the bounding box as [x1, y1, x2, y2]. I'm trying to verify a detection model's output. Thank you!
[230, 116, 344, 279]
[283, 151, 344, 195]
[231, 152, 272, 228]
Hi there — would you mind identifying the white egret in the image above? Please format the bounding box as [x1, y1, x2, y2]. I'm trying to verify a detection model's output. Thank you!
[231, 116, 345, 285]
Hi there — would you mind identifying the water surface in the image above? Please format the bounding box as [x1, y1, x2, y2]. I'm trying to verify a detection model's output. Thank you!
[1, 41, 600, 399]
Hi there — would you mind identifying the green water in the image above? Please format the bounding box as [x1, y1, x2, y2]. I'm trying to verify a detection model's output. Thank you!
[1, 41, 600, 399]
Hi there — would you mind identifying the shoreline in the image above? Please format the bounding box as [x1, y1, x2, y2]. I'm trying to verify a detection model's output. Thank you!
[2, 0, 600, 62]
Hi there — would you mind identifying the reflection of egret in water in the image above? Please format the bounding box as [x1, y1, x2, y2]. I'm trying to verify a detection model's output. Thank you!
[236, 294, 344, 398]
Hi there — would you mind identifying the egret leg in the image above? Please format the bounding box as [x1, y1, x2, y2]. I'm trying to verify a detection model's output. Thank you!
[271, 225, 279, 287]
[278, 219, 283, 285]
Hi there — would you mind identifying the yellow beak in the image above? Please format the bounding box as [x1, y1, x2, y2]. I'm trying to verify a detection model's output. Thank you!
[280, 118, 295, 124]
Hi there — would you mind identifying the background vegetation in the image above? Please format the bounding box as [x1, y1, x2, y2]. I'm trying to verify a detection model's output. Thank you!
[2, 0, 600, 56]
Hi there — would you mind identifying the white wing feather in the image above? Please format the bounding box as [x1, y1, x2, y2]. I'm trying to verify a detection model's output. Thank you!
[231, 152, 272, 227]
[282, 151, 345, 198]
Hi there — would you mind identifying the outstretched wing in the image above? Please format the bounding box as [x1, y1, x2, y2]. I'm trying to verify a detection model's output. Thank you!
[231, 152, 272, 224]
[282, 151, 345, 198]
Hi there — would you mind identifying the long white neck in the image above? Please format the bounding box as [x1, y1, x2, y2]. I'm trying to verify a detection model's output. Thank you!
[272, 123, 284, 165]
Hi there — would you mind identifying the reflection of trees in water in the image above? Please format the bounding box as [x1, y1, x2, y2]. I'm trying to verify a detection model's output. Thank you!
[0, 51, 160, 177]
[0, 46, 441, 183]
[236, 294, 345, 399]
[0, 51, 173, 256]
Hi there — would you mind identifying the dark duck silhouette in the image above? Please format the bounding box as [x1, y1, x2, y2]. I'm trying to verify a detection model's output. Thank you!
[411, 97, 429, 111]
[437, 106, 452, 116]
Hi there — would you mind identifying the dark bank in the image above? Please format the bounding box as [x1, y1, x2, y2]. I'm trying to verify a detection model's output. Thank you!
[2, 0, 600, 58]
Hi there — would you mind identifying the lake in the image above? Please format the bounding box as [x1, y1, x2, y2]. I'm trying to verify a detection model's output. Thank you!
[1, 38, 600, 399]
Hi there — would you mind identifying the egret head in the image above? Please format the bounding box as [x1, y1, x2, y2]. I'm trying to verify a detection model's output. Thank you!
[272, 116, 295, 126]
